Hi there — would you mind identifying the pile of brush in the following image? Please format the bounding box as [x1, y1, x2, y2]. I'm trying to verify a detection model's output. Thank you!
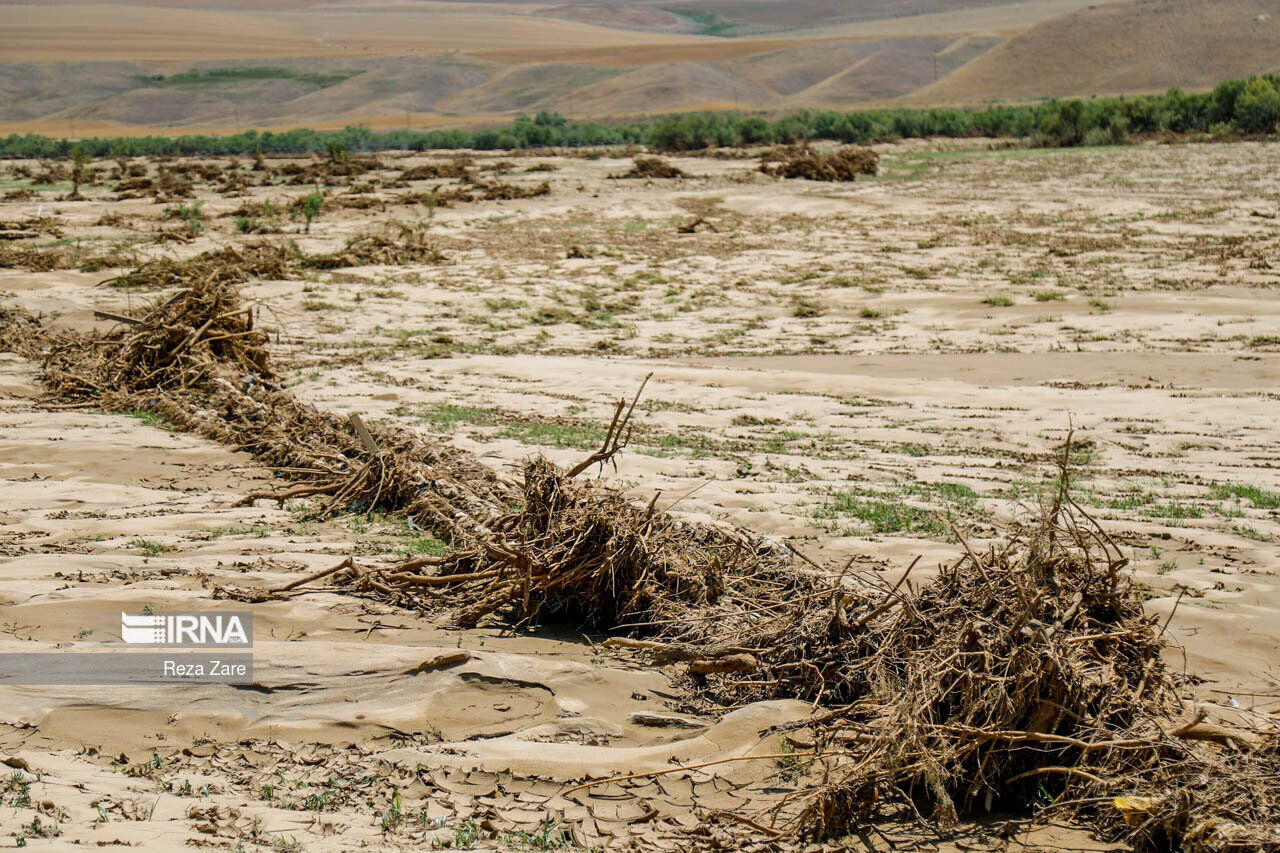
[612, 157, 687, 179]
[0, 242, 137, 273]
[100, 244, 301, 289]
[344, 457, 723, 627]
[98, 227, 446, 289]
[306, 222, 446, 269]
[400, 159, 473, 182]
[618, 443, 1277, 851]
[42, 277, 270, 396]
[335, 380, 788, 627]
[760, 146, 878, 181]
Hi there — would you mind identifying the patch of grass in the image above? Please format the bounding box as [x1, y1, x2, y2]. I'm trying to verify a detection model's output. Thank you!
[504, 815, 570, 850]
[637, 431, 731, 458]
[380, 788, 403, 832]
[148, 66, 360, 89]
[483, 296, 528, 312]
[887, 442, 931, 457]
[498, 422, 605, 451]
[817, 491, 947, 537]
[1248, 335, 1280, 347]
[235, 216, 268, 234]
[982, 294, 1014, 307]
[6, 770, 31, 808]
[1033, 290, 1066, 302]
[790, 296, 824, 318]
[300, 298, 354, 312]
[1232, 523, 1270, 541]
[775, 737, 805, 783]
[125, 409, 175, 430]
[165, 200, 204, 235]
[396, 535, 449, 557]
[206, 524, 270, 539]
[1101, 492, 1204, 520]
[1209, 482, 1280, 509]
[406, 402, 498, 430]
[528, 306, 578, 325]
[131, 538, 170, 556]
[916, 481, 979, 509]
[270, 835, 303, 852]
[453, 818, 481, 850]
[839, 395, 903, 408]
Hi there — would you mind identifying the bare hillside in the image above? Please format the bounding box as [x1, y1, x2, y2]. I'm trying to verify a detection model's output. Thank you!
[920, 0, 1280, 102]
[2, 0, 1275, 131]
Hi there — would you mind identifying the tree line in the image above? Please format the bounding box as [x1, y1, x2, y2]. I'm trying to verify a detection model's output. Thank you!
[4, 74, 1279, 159]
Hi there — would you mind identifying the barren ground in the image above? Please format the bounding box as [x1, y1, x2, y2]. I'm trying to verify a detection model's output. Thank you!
[0, 139, 1277, 850]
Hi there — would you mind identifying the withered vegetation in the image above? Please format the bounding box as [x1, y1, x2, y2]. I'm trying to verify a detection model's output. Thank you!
[0, 271, 1275, 852]
[612, 157, 688, 180]
[760, 146, 879, 181]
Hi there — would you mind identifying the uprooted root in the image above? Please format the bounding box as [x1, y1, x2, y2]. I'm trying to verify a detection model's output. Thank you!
[655, 442, 1271, 851]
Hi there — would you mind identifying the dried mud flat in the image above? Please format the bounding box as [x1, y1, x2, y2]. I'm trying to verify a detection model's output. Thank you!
[0, 141, 1277, 851]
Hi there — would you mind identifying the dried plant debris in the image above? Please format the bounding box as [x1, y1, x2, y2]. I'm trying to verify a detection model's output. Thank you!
[99, 227, 444, 289]
[306, 222, 446, 268]
[400, 157, 474, 182]
[612, 157, 688, 179]
[0, 242, 137, 273]
[99, 243, 302, 288]
[760, 146, 879, 181]
[0, 282, 1275, 852]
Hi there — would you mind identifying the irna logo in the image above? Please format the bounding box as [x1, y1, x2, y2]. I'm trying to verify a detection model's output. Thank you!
[120, 611, 252, 647]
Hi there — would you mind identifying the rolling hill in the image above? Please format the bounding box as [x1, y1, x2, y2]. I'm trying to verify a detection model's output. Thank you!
[0, 0, 1274, 134]
[917, 0, 1280, 102]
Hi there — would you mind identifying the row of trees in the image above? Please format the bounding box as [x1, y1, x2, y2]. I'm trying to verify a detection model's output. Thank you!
[4, 75, 1279, 159]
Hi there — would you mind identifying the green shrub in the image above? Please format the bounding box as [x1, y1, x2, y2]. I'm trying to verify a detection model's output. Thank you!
[1234, 76, 1280, 133]
[4, 74, 1279, 160]
[294, 189, 324, 234]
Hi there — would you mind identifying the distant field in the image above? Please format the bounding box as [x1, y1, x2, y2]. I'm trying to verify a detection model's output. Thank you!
[0, 3, 711, 62]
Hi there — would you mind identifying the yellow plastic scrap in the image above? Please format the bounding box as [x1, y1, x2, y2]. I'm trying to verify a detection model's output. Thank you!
[1112, 795, 1160, 825]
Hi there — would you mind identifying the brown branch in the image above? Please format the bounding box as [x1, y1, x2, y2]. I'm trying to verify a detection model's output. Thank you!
[270, 557, 353, 593]
[565, 372, 652, 478]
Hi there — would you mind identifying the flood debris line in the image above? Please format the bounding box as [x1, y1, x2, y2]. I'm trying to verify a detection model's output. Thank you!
[1, 276, 509, 537]
[1, 282, 1276, 852]
[3, 223, 447, 283]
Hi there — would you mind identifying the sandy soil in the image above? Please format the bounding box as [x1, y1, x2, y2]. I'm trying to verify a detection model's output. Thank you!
[0, 139, 1277, 849]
